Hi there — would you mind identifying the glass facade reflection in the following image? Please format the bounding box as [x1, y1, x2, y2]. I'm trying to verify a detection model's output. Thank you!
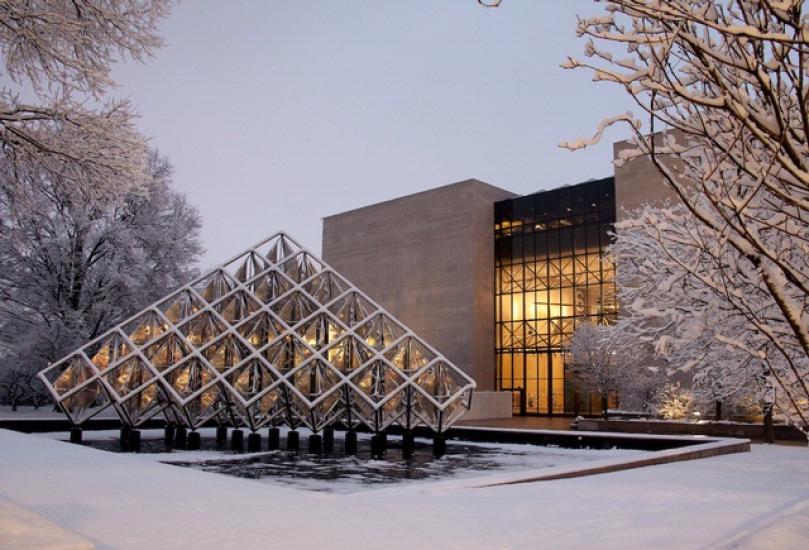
[494, 178, 617, 416]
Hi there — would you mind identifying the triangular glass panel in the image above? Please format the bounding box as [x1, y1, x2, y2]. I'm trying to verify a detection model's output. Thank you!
[212, 289, 262, 324]
[260, 334, 312, 375]
[354, 313, 406, 351]
[157, 290, 205, 324]
[199, 334, 251, 373]
[102, 356, 155, 400]
[248, 269, 294, 305]
[294, 313, 346, 351]
[269, 290, 318, 325]
[124, 310, 168, 346]
[223, 251, 270, 283]
[83, 332, 131, 372]
[327, 291, 377, 327]
[224, 357, 282, 403]
[383, 337, 437, 375]
[258, 233, 300, 265]
[236, 311, 286, 351]
[191, 270, 237, 304]
[278, 252, 324, 284]
[302, 270, 350, 303]
[177, 312, 228, 349]
[323, 335, 375, 374]
[142, 333, 192, 372]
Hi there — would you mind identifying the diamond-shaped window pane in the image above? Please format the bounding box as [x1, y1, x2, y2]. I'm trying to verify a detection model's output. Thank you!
[199, 334, 251, 373]
[248, 269, 294, 305]
[44, 356, 96, 396]
[191, 270, 237, 303]
[257, 234, 300, 265]
[82, 332, 131, 372]
[212, 290, 262, 324]
[223, 251, 270, 283]
[327, 291, 377, 327]
[324, 335, 376, 373]
[157, 290, 205, 324]
[303, 270, 350, 303]
[236, 311, 286, 351]
[383, 337, 437, 374]
[270, 291, 318, 325]
[278, 252, 324, 283]
[355, 313, 406, 351]
[294, 313, 346, 351]
[124, 311, 168, 346]
[177, 312, 228, 349]
[261, 334, 312, 374]
[143, 333, 192, 372]
[103, 356, 154, 400]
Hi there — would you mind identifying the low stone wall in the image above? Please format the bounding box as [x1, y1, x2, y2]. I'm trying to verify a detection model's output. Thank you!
[577, 418, 806, 441]
[463, 391, 512, 420]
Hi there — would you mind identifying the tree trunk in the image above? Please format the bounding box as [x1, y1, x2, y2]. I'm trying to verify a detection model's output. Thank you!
[715, 399, 722, 421]
[601, 394, 608, 420]
[763, 405, 775, 444]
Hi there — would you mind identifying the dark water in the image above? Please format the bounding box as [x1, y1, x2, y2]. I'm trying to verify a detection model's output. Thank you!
[84, 433, 556, 492]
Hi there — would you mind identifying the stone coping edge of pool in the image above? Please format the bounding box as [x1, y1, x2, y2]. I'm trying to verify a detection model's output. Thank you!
[471, 437, 751, 488]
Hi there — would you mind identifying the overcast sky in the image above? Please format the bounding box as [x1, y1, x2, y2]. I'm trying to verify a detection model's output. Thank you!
[111, 1, 636, 267]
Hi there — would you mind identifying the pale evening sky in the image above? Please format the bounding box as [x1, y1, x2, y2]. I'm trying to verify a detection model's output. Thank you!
[110, 1, 636, 267]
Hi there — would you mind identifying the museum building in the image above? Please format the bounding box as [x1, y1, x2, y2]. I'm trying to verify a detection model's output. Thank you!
[322, 138, 675, 417]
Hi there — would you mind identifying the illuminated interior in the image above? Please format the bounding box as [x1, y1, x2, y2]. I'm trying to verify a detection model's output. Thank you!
[495, 177, 617, 415]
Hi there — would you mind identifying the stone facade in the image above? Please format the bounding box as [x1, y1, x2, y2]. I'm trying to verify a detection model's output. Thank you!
[322, 179, 515, 392]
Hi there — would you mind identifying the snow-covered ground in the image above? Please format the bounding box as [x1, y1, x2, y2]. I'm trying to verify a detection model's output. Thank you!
[0, 428, 807, 549]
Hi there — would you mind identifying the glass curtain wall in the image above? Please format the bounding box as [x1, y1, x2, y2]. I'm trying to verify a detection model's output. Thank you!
[494, 178, 617, 416]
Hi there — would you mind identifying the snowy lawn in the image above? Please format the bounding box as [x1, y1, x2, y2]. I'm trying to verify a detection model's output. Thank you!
[0, 428, 807, 549]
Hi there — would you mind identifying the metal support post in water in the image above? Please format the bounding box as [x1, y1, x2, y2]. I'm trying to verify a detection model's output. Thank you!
[286, 430, 300, 451]
[119, 425, 131, 450]
[308, 434, 322, 454]
[402, 431, 416, 459]
[187, 430, 201, 450]
[247, 432, 261, 453]
[433, 434, 446, 457]
[267, 427, 280, 450]
[174, 425, 187, 449]
[164, 423, 176, 445]
[323, 427, 334, 453]
[128, 429, 141, 452]
[371, 432, 386, 458]
[344, 430, 358, 456]
[215, 425, 228, 448]
[230, 429, 244, 453]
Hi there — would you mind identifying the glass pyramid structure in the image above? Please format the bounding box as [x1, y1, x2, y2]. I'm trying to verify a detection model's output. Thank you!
[38, 232, 475, 434]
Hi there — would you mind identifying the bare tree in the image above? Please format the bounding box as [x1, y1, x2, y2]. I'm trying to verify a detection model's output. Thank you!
[561, 1, 809, 432]
[0, 149, 202, 406]
[0, 0, 172, 200]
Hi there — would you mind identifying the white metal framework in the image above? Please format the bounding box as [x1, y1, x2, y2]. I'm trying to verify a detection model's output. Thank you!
[38, 232, 475, 434]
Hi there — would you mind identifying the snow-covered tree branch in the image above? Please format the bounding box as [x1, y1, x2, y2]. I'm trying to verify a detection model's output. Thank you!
[563, 0, 809, 432]
[0, 0, 172, 200]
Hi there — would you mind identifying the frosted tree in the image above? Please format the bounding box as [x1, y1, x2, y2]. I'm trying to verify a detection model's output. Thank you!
[0, 150, 202, 406]
[0, 0, 172, 201]
[567, 321, 628, 418]
[612, 204, 798, 437]
[560, 1, 809, 433]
